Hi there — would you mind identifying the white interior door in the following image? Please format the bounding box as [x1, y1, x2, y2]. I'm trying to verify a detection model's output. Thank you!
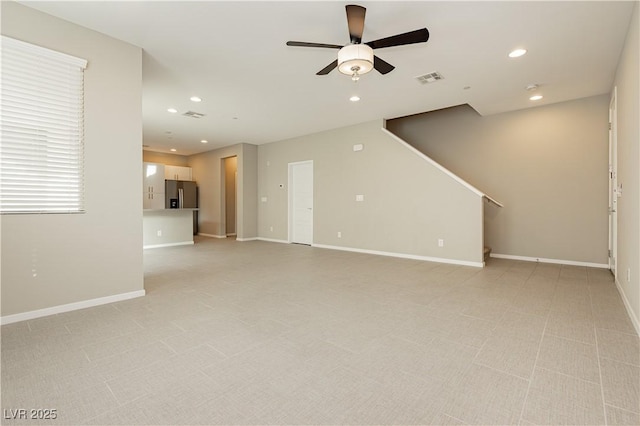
[609, 87, 618, 276]
[289, 161, 313, 245]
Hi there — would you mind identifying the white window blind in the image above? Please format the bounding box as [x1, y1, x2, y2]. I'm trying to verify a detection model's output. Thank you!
[1, 36, 87, 214]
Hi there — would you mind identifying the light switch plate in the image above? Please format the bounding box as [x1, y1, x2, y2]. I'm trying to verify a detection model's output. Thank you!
[356, 194, 364, 202]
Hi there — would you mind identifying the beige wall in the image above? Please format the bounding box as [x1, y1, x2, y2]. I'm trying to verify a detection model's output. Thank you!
[258, 120, 484, 264]
[240, 144, 258, 239]
[142, 150, 189, 167]
[612, 3, 639, 329]
[387, 96, 610, 265]
[1, 3, 144, 317]
[142, 210, 193, 247]
[188, 144, 257, 239]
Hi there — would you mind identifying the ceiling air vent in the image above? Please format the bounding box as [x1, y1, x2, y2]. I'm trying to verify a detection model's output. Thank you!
[182, 111, 205, 119]
[416, 71, 444, 84]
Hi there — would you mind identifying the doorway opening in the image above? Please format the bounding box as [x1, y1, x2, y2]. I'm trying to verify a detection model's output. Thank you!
[222, 156, 238, 237]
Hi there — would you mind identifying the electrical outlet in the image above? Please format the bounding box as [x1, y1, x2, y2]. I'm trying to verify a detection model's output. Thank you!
[157, 230, 162, 237]
[337, 231, 342, 238]
[438, 239, 444, 247]
[270, 226, 274, 232]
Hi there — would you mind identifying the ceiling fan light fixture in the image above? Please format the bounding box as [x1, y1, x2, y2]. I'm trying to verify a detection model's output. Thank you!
[338, 44, 374, 77]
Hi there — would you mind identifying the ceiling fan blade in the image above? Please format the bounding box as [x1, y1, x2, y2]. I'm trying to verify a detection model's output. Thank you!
[366, 28, 429, 50]
[286, 41, 343, 49]
[316, 60, 338, 75]
[373, 56, 395, 75]
[346, 4, 366, 44]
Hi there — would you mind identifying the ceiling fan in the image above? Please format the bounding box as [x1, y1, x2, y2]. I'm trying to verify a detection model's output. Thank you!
[286, 4, 429, 80]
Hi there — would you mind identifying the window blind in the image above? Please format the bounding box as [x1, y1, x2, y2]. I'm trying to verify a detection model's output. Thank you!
[1, 36, 88, 214]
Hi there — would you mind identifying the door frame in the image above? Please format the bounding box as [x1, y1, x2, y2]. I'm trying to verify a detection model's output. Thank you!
[608, 86, 618, 276]
[288, 160, 314, 244]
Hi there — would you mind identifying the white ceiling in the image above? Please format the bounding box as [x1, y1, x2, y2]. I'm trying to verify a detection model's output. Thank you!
[21, 1, 634, 155]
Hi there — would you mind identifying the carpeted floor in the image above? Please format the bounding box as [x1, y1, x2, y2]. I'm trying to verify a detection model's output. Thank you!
[2, 236, 639, 425]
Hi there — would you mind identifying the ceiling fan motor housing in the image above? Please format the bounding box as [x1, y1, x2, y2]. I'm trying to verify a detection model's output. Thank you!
[338, 44, 374, 75]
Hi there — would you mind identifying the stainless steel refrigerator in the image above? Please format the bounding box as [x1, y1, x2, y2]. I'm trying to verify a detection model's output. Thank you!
[165, 180, 198, 234]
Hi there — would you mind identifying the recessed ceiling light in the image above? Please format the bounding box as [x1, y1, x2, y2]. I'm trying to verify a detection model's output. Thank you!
[170, 148, 177, 152]
[529, 94, 543, 101]
[190, 96, 202, 102]
[350, 95, 360, 102]
[508, 48, 527, 58]
[167, 108, 178, 113]
[200, 140, 208, 144]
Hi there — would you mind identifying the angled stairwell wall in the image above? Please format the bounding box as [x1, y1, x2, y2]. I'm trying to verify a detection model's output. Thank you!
[257, 119, 492, 266]
[387, 96, 610, 266]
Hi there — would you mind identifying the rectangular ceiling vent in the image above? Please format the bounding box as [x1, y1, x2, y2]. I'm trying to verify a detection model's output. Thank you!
[416, 71, 444, 85]
[182, 111, 205, 119]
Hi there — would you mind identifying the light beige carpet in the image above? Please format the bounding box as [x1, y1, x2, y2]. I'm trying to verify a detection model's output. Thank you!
[2, 237, 639, 425]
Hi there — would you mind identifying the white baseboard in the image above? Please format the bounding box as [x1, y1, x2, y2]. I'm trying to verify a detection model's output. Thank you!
[143, 241, 194, 249]
[1, 290, 146, 325]
[490, 253, 609, 269]
[614, 277, 640, 336]
[255, 237, 289, 244]
[197, 235, 278, 243]
[197, 233, 226, 239]
[312, 243, 484, 268]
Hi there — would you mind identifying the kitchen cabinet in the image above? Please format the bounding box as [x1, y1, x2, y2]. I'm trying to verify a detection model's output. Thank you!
[143, 162, 165, 193]
[143, 162, 165, 209]
[143, 191, 165, 210]
[165, 165, 192, 181]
